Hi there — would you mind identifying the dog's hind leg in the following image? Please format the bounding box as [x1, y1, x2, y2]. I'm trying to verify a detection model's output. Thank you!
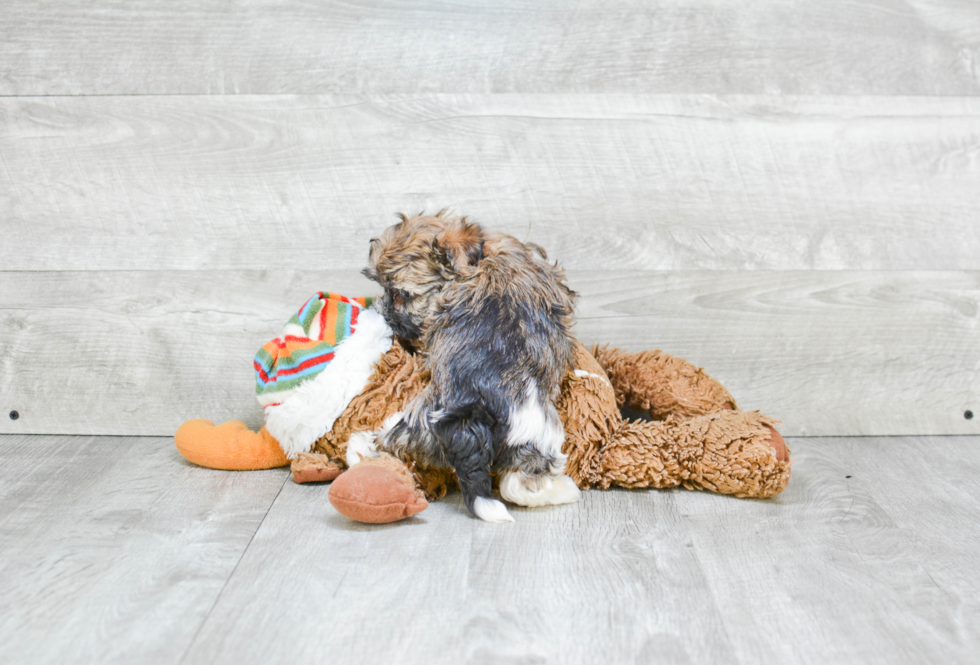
[498, 392, 582, 508]
[498, 469, 581, 507]
[497, 436, 581, 508]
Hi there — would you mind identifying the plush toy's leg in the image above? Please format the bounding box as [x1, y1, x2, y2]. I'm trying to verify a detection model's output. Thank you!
[328, 453, 429, 523]
[291, 452, 344, 483]
[591, 344, 736, 420]
[595, 410, 791, 498]
[174, 419, 289, 470]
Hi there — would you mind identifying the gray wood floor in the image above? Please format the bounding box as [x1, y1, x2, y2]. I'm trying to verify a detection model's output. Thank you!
[1, 434, 977, 665]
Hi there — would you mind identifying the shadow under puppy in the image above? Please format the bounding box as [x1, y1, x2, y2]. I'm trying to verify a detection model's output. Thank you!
[351, 211, 580, 522]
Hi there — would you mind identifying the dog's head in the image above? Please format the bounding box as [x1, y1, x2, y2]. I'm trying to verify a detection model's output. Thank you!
[363, 211, 486, 341]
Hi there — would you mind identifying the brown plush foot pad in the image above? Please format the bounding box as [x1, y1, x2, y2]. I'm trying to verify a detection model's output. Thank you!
[293, 465, 343, 483]
[765, 425, 789, 463]
[291, 452, 343, 484]
[329, 464, 428, 523]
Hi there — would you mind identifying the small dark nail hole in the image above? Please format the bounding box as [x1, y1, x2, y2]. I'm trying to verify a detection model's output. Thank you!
[9, 411, 19, 420]
[966, 411, 974, 420]
[845, 475, 852, 479]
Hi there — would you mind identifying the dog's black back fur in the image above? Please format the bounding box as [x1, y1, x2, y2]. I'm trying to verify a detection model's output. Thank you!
[422, 264, 574, 514]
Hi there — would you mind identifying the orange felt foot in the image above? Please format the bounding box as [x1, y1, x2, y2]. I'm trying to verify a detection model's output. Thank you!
[329, 463, 428, 523]
[175, 419, 289, 470]
[765, 425, 789, 464]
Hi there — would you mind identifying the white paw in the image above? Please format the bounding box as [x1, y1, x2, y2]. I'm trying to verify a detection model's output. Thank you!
[499, 472, 582, 507]
[472, 497, 515, 523]
[346, 430, 380, 468]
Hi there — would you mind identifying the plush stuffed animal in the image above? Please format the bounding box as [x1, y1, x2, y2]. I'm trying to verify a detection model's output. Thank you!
[175, 293, 791, 523]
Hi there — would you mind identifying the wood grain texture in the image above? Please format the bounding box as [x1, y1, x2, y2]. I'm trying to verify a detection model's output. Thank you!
[576, 270, 980, 437]
[0, 270, 376, 437]
[0, 434, 288, 665]
[2, 0, 979, 96]
[1, 434, 977, 664]
[180, 436, 980, 665]
[3, 94, 980, 272]
[183, 477, 736, 664]
[682, 436, 980, 664]
[1, 269, 976, 438]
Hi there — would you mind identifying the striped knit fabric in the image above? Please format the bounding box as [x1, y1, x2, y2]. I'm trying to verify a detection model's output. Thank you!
[254, 292, 374, 407]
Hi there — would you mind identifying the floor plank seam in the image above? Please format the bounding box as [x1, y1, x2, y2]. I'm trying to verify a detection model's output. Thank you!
[684, 521, 744, 664]
[177, 472, 290, 664]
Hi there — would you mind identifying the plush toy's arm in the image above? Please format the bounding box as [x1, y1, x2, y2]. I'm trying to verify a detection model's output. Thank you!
[594, 410, 791, 498]
[174, 419, 289, 470]
[591, 344, 736, 421]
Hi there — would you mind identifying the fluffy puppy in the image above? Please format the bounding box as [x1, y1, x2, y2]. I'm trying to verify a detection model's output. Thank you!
[352, 211, 580, 522]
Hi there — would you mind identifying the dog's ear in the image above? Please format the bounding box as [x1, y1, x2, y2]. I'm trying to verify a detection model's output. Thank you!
[362, 238, 382, 281]
[432, 218, 485, 275]
[526, 242, 548, 261]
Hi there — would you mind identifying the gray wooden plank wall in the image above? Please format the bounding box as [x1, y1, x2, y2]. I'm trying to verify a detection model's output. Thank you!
[1, 1, 979, 437]
[3, 1, 980, 96]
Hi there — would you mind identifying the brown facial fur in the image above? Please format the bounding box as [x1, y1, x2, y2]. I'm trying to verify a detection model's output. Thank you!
[364, 210, 576, 349]
[363, 211, 488, 342]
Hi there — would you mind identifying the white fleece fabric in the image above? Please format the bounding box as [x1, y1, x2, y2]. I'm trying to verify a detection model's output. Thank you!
[263, 308, 393, 458]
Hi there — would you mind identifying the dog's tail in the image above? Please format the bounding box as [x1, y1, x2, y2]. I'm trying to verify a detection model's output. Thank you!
[431, 402, 513, 523]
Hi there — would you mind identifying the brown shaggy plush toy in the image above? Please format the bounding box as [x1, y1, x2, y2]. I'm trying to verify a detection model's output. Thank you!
[177, 334, 791, 524]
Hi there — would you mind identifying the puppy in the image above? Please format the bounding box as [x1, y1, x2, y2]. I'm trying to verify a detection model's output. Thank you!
[351, 211, 580, 522]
